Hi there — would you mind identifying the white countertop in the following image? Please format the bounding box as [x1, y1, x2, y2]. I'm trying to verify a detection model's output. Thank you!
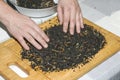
[79, 0, 120, 80]
[0, 0, 120, 80]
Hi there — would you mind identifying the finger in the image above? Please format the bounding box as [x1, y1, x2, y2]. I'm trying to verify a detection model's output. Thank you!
[23, 33, 42, 50]
[16, 36, 29, 50]
[57, 6, 63, 24]
[80, 12, 84, 28]
[76, 11, 81, 33]
[30, 22, 50, 42]
[70, 7, 76, 35]
[63, 7, 70, 33]
[37, 28, 50, 43]
[27, 28, 48, 48]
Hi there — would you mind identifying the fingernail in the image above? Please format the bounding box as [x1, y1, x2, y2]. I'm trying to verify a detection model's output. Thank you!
[64, 30, 67, 33]
[71, 32, 74, 35]
[63, 29, 67, 33]
[44, 44, 48, 48]
[77, 30, 80, 33]
[46, 38, 50, 42]
[82, 24, 84, 28]
[26, 47, 30, 50]
[38, 46, 42, 50]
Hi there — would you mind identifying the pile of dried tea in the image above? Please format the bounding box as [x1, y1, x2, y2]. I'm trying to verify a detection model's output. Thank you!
[17, 0, 56, 9]
[21, 24, 106, 72]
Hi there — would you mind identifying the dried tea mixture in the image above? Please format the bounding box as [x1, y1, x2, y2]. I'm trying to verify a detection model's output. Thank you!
[21, 24, 106, 72]
[17, 0, 56, 9]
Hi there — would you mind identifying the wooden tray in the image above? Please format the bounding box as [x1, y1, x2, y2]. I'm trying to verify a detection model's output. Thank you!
[0, 17, 120, 80]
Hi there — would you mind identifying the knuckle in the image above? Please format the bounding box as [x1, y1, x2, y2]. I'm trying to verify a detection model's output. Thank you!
[40, 39, 45, 44]
[18, 37, 23, 42]
[77, 17, 80, 21]
[65, 7, 70, 11]
[36, 35, 45, 43]
[27, 36, 34, 42]
[41, 34, 47, 39]
[71, 6, 77, 11]
[70, 25, 74, 29]
[64, 18, 69, 23]
[34, 33, 39, 38]
[64, 26, 68, 29]
[17, 37, 25, 45]
[30, 30, 39, 38]
[57, 6, 61, 10]
[71, 3, 75, 7]
[24, 26, 30, 31]
[71, 19, 75, 24]
[33, 32, 39, 38]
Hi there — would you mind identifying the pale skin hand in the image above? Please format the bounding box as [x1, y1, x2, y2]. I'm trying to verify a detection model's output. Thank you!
[0, 1, 49, 50]
[0, 0, 83, 50]
[57, 0, 84, 35]
[5, 13, 49, 50]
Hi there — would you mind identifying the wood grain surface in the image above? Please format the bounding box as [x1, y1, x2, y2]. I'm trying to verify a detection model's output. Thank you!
[0, 16, 120, 80]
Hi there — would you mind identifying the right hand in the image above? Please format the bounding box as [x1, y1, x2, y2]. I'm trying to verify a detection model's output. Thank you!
[4, 12, 49, 50]
[57, 0, 84, 35]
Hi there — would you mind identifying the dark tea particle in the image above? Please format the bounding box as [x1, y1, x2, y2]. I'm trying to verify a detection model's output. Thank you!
[21, 24, 106, 72]
[17, 0, 56, 9]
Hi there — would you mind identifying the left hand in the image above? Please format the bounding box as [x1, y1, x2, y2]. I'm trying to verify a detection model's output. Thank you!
[57, 0, 84, 35]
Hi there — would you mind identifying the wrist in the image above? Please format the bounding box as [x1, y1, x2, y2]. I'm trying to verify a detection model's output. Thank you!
[0, 1, 18, 26]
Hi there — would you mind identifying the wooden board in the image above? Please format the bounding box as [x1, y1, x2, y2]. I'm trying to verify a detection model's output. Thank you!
[0, 16, 120, 80]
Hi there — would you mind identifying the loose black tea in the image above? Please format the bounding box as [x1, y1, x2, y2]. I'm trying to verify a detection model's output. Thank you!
[21, 24, 106, 72]
[17, 0, 56, 9]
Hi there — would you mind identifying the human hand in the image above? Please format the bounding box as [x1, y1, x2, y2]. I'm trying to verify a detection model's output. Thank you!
[57, 0, 84, 35]
[3, 12, 49, 50]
